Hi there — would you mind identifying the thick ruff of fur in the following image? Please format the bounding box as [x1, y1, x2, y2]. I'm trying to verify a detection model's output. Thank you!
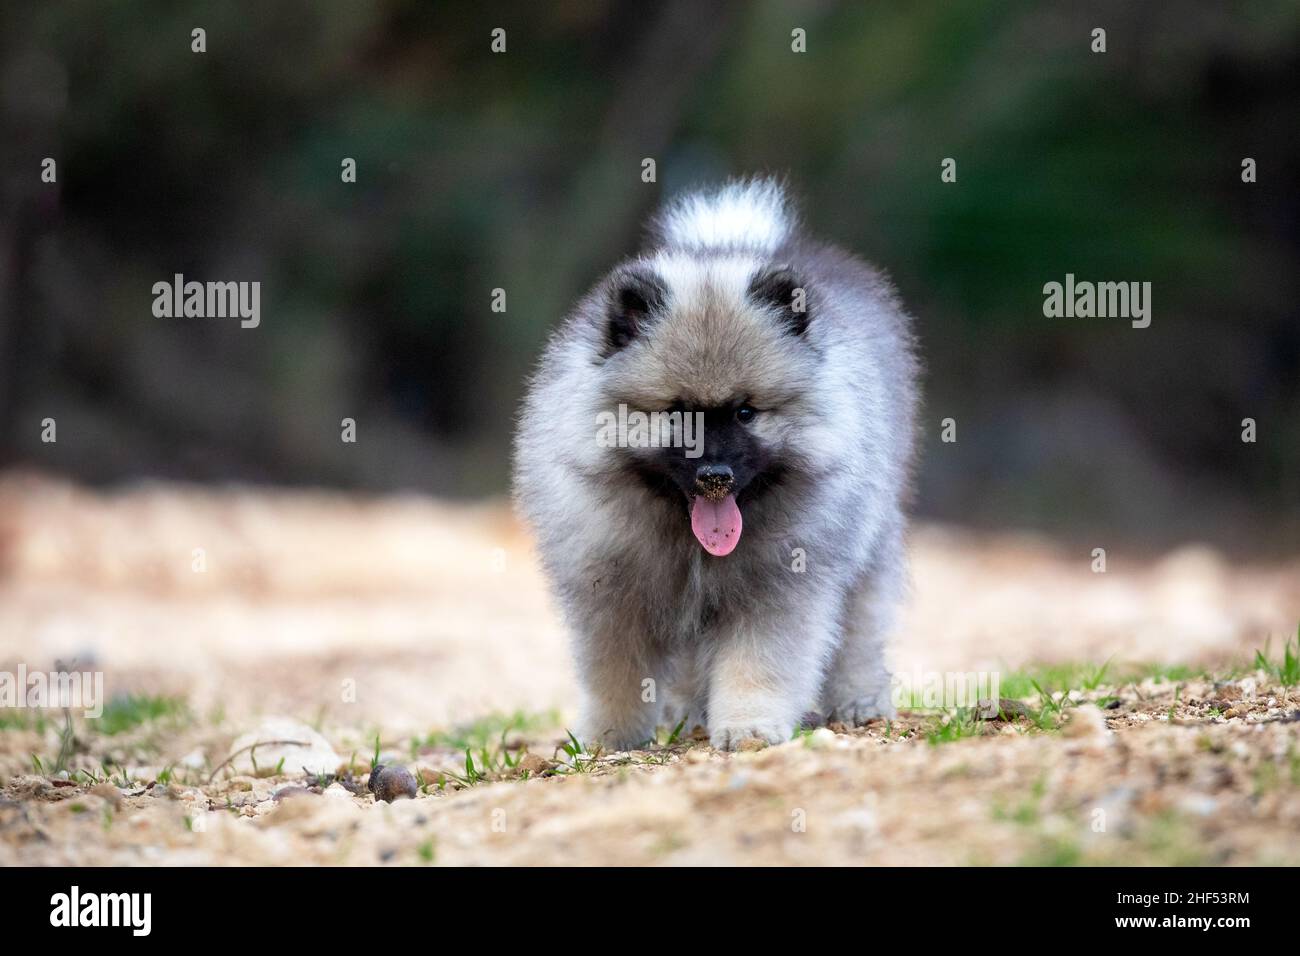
[513, 178, 919, 750]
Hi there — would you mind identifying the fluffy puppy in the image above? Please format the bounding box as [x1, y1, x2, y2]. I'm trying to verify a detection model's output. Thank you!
[514, 178, 919, 750]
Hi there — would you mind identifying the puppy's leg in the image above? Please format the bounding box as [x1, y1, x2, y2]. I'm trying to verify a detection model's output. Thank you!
[821, 525, 906, 725]
[572, 613, 665, 752]
[707, 600, 837, 750]
[660, 641, 710, 739]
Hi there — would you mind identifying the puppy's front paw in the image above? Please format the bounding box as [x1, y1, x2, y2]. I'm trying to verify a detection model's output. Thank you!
[709, 721, 790, 752]
[825, 694, 896, 727]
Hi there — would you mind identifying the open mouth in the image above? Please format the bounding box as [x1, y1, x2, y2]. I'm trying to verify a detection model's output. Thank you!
[624, 460, 762, 557]
[690, 493, 742, 556]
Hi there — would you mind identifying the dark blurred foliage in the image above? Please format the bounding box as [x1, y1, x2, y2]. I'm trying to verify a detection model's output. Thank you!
[1, 1, 1297, 551]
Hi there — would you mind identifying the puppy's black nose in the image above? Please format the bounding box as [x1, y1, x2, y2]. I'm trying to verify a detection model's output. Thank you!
[694, 464, 734, 501]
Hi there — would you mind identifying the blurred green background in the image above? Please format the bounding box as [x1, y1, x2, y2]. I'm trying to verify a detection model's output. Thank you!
[1, 0, 1297, 552]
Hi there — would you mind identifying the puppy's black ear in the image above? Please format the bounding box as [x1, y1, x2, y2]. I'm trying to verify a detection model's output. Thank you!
[748, 265, 810, 337]
[606, 268, 666, 352]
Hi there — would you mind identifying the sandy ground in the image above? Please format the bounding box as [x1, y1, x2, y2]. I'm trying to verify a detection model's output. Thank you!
[1, 471, 1298, 865]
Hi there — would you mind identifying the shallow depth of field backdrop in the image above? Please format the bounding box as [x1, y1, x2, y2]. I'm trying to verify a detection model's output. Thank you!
[1, 1, 1299, 866]
[2, 0, 1297, 548]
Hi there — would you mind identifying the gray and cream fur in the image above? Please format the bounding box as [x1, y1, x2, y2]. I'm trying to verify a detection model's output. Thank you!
[513, 178, 920, 750]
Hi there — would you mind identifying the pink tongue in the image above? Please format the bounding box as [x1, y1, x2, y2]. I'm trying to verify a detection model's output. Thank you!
[690, 494, 743, 556]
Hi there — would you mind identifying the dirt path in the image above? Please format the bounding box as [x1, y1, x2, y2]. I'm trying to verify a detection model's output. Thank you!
[1, 473, 1298, 865]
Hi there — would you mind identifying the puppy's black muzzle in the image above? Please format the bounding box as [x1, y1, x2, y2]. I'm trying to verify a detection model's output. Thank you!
[694, 464, 735, 501]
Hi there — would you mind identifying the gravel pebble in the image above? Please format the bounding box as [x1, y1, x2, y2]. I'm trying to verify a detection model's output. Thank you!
[368, 764, 418, 802]
[516, 752, 553, 776]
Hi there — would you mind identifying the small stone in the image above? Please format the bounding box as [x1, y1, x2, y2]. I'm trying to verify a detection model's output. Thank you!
[1223, 707, 1241, 719]
[684, 748, 710, 764]
[735, 736, 768, 752]
[977, 698, 1029, 720]
[368, 764, 418, 803]
[228, 717, 342, 776]
[415, 766, 446, 788]
[516, 752, 552, 777]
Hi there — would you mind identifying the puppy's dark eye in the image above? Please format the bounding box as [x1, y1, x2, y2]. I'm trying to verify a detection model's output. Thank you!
[735, 404, 757, 424]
